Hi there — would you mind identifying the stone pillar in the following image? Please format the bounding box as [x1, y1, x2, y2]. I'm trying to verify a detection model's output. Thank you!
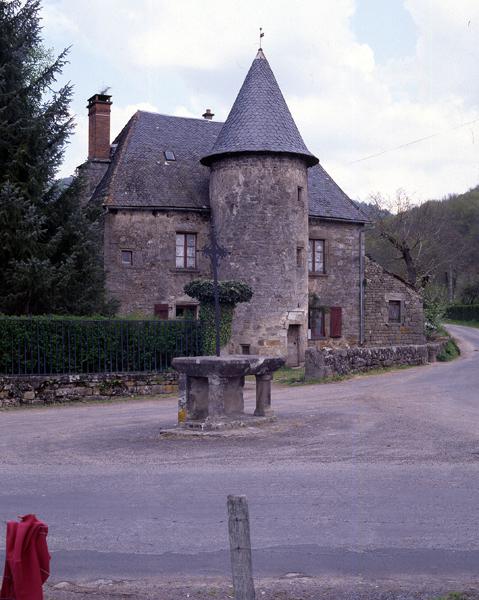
[186, 376, 209, 420]
[208, 374, 244, 417]
[254, 374, 272, 417]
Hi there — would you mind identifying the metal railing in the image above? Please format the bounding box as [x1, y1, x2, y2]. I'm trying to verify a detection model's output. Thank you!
[0, 318, 202, 376]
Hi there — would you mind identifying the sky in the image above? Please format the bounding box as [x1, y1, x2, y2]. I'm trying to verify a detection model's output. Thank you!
[42, 0, 479, 203]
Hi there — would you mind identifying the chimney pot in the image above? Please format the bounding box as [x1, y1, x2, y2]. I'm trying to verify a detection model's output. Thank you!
[87, 93, 112, 161]
[202, 108, 214, 120]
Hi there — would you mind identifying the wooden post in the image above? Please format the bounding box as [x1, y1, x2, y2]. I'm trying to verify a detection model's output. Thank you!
[227, 495, 256, 600]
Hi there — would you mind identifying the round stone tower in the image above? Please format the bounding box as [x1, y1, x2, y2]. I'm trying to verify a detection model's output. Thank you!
[201, 50, 318, 364]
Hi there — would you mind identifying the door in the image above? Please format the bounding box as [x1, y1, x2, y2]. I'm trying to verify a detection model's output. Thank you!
[287, 325, 300, 367]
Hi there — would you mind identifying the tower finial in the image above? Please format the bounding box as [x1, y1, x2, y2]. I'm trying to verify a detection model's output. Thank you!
[259, 27, 264, 50]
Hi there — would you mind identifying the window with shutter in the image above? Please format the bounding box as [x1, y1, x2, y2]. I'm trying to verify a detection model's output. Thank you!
[154, 303, 169, 319]
[330, 306, 342, 338]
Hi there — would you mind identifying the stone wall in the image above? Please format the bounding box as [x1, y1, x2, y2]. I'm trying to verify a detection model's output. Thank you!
[305, 342, 445, 380]
[209, 154, 310, 364]
[0, 372, 178, 408]
[307, 219, 363, 346]
[104, 209, 211, 316]
[364, 257, 425, 346]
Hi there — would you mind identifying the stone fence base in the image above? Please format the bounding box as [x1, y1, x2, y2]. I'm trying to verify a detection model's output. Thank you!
[305, 341, 447, 381]
[0, 371, 178, 408]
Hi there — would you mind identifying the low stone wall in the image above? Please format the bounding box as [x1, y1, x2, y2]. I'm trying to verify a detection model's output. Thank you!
[0, 371, 178, 408]
[305, 342, 446, 380]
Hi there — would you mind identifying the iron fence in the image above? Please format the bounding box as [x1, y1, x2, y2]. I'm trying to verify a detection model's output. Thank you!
[0, 318, 202, 376]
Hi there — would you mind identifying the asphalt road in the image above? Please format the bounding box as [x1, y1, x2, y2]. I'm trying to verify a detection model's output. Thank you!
[1, 324, 479, 590]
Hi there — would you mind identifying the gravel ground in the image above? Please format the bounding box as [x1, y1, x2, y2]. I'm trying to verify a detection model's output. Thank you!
[43, 576, 479, 600]
[1, 325, 478, 599]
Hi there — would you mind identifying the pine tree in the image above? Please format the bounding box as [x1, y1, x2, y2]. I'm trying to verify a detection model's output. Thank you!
[0, 0, 113, 315]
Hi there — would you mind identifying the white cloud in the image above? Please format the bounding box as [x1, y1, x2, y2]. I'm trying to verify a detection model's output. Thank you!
[44, 0, 479, 200]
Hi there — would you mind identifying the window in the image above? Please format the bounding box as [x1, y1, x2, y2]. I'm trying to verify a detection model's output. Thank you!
[297, 186, 303, 203]
[164, 150, 176, 161]
[176, 233, 197, 269]
[154, 303, 169, 319]
[308, 239, 325, 273]
[121, 250, 133, 265]
[175, 304, 197, 319]
[388, 300, 401, 323]
[308, 307, 325, 340]
[241, 344, 251, 355]
[296, 246, 303, 267]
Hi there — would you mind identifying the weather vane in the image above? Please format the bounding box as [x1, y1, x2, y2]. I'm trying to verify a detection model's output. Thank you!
[259, 27, 264, 50]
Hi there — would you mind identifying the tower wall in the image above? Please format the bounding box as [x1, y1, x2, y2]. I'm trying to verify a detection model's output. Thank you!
[209, 153, 309, 361]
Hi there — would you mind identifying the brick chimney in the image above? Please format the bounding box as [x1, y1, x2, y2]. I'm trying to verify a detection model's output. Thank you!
[202, 108, 214, 120]
[87, 93, 112, 161]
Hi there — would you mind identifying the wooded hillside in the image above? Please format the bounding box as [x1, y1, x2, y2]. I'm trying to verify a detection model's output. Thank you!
[360, 185, 479, 302]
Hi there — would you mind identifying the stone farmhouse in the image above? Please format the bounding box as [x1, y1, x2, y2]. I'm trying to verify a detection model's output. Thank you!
[79, 49, 424, 365]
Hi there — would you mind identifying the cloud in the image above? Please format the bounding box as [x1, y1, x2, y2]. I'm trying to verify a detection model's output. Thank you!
[43, 0, 479, 201]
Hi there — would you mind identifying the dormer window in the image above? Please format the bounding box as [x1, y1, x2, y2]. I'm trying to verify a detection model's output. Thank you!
[164, 150, 176, 161]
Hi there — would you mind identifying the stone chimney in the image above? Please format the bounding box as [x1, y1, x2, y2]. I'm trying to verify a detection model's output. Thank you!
[202, 108, 214, 120]
[87, 93, 112, 161]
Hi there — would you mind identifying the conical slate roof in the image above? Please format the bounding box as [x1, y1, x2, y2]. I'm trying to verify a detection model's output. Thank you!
[201, 50, 318, 167]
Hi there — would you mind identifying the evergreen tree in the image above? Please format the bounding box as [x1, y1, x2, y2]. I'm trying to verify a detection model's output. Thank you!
[0, 0, 113, 315]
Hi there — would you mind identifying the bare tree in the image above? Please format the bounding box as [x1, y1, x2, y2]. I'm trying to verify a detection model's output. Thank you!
[367, 190, 466, 291]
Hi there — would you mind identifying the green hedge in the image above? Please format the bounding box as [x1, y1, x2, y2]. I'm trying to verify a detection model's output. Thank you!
[0, 316, 202, 375]
[445, 304, 479, 321]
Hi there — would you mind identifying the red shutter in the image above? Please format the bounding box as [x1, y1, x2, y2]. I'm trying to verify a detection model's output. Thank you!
[154, 303, 169, 319]
[330, 306, 342, 338]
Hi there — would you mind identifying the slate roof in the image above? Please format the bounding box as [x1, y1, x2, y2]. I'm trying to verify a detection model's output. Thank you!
[92, 110, 366, 222]
[200, 50, 318, 167]
[308, 163, 368, 222]
[94, 111, 223, 210]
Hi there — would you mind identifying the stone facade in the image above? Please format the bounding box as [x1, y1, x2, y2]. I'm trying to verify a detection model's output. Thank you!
[364, 257, 425, 346]
[209, 154, 309, 364]
[307, 219, 363, 347]
[0, 372, 178, 408]
[104, 209, 211, 316]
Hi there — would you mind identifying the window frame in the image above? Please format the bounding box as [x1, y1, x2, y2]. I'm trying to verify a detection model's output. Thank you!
[120, 249, 133, 266]
[175, 303, 198, 320]
[308, 238, 326, 274]
[308, 306, 325, 340]
[388, 300, 402, 324]
[175, 232, 197, 270]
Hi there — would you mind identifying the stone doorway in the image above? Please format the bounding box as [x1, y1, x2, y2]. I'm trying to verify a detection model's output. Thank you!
[287, 325, 300, 367]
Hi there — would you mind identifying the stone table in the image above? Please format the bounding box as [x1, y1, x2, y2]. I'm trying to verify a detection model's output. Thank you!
[172, 355, 284, 430]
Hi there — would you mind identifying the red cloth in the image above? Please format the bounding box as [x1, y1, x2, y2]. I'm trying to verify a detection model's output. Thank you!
[1, 514, 50, 600]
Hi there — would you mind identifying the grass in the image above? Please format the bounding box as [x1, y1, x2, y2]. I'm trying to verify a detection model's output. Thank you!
[444, 318, 479, 329]
[272, 363, 417, 387]
[433, 593, 471, 600]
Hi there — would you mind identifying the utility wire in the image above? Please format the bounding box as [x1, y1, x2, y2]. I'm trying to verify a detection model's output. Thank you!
[348, 116, 479, 165]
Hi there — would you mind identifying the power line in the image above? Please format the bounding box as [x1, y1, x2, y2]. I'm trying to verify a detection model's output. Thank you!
[348, 116, 479, 165]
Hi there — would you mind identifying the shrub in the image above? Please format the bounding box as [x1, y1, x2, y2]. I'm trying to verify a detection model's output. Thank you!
[184, 280, 253, 305]
[445, 304, 479, 322]
[437, 339, 460, 362]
